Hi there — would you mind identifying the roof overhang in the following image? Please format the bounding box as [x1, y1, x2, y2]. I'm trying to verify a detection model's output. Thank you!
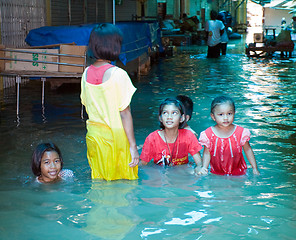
[252, 0, 296, 8]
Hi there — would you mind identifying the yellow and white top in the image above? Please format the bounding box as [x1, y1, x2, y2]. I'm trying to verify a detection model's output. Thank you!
[81, 66, 138, 181]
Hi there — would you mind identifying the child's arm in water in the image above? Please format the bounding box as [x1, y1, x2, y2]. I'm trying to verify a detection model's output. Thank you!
[120, 106, 139, 168]
[243, 142, 260, 175]
[193, 152, 205, 175]
[140, 160, 148, 166]
[196, 146, 210, 175]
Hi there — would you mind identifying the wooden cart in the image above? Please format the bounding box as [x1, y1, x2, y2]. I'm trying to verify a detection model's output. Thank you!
[0, 44, 87, 117]
[245, 43, 294, 58]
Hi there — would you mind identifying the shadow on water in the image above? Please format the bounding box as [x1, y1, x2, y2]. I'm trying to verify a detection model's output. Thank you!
[0, 35, 296, 239]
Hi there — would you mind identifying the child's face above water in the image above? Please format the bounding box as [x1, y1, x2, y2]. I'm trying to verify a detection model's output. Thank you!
[39, 151, 62, 183]
[211, 103, 235, 127]
[160, 104, 184, 129]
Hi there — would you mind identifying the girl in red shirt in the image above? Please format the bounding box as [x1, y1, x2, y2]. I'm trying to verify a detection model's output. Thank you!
[197, 96, 260, 176]
[140, 98, 203, 173]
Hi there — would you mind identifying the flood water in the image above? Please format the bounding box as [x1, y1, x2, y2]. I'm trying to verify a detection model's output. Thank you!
[0, 36, 295, 239]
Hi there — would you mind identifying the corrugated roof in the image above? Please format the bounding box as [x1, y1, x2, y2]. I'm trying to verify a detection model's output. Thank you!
[264, 0, 296, 9]
[251, 0, 273, 5]
[252, 0, 296, 10]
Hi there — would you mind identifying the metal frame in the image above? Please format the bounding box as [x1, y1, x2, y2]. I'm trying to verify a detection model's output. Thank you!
[0, 48, 86, 68]
[0, 46, 87, 119]
[0, 72, 83, 118]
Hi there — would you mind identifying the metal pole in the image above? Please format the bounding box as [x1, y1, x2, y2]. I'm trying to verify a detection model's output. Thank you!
[41, 77, 46, 106]
[41, 78, 46, 122]
[68, 0, 72, 25]
[81, 105, 84, 119]
[113, 0, 115, 24]
[16, 76, 21, 116]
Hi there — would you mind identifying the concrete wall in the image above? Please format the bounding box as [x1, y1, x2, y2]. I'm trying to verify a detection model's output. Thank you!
[264, 8, 292, 35]
[114, 0, 137, 21]
[166, 0, 176, 17]
[146, 0, 158, 18]
[163, 0, 208, 27]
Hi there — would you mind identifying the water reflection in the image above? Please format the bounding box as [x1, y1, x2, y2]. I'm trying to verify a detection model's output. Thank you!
[0, 37, 295, 239]
[83, 181, 138, 239]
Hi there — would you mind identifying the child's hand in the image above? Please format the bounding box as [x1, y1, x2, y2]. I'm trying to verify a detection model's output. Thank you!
[252, 168, 260, 175]
[195, 166, 208, 175]
[129, 147, 139, 168]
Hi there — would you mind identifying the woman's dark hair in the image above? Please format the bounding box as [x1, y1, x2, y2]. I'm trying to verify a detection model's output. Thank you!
[217, 13, 225, 23]
[176, 95, 193, 120]
[88, 23, 123, 61]
[211, 96, 235, 114]
[210, 10, 218, 20]
[158, 98, 186, 129]
[31, 142, 63, 176]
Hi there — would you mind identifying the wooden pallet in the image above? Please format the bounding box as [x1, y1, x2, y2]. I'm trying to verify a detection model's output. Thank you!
[246, 44, 294, 57]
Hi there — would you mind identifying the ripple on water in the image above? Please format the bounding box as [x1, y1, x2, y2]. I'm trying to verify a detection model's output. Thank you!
[0, 44, 295, 239]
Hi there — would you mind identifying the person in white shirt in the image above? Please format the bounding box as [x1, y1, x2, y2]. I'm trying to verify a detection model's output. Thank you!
[205, 10, 225, 58]
[217, 12, 229, 55]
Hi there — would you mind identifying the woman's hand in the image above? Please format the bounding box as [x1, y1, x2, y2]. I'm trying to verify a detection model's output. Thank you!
[129, 146, 139, 168]
[120, 106, 139, 168]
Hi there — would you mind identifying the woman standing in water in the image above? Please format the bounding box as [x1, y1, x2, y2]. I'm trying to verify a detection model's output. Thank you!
[205, 10, 225, 58]
[80, 23, 139, 181]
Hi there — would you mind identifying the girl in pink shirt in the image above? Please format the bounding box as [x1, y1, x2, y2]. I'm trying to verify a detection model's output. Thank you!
[197, 96, 260, 176]
[140, 98, 203, 173]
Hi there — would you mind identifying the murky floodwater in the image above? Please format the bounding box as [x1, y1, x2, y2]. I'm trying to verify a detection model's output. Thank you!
[0, 36, 295, 240]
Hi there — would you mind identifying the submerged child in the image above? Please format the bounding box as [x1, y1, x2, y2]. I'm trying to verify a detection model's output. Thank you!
[140, 98, 203, 172]
[197, 96, 260, 176]
[176, 95, 198, 137]
[31, 142, 74, 183]
[80, 23, 139, 181]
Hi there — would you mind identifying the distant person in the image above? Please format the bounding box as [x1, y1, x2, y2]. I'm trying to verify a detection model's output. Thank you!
[176, 95, 198, 137]
[281, 17, 287, 30]
[293, 16, 296, 32]
[289, 15, 296, 33]
[81, 23, 139, 181]
[31, 143, 74, 183]
[275, 27, 294, 57]
[197, 96, 260, 176]
[140, 98, 203, 174]
[181, 13, 188, 22]
[205, 10, 225, 58]
[217, 13, 229, 55]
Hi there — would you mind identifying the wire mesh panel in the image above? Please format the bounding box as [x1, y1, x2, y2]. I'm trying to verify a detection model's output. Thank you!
[0, 0, 46, 47]
[0, 0, 46, 88]
[50, 0, 69, 26]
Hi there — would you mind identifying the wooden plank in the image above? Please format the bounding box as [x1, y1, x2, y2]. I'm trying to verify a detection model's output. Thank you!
[0, 45, 4, 71]
[0, 70, 82, 78]
[246, 44, 294, 57]
[4, 49, 59, 72]
[26, 42, 76, 49]
[59, 45, 87, 73]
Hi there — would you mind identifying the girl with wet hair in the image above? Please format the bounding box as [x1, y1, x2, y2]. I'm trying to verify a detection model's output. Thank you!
[31, 142, 73, 183]
[140, 98, 203, 171]
[197, 96, 259, 176]
[81, 23, 139, 181]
